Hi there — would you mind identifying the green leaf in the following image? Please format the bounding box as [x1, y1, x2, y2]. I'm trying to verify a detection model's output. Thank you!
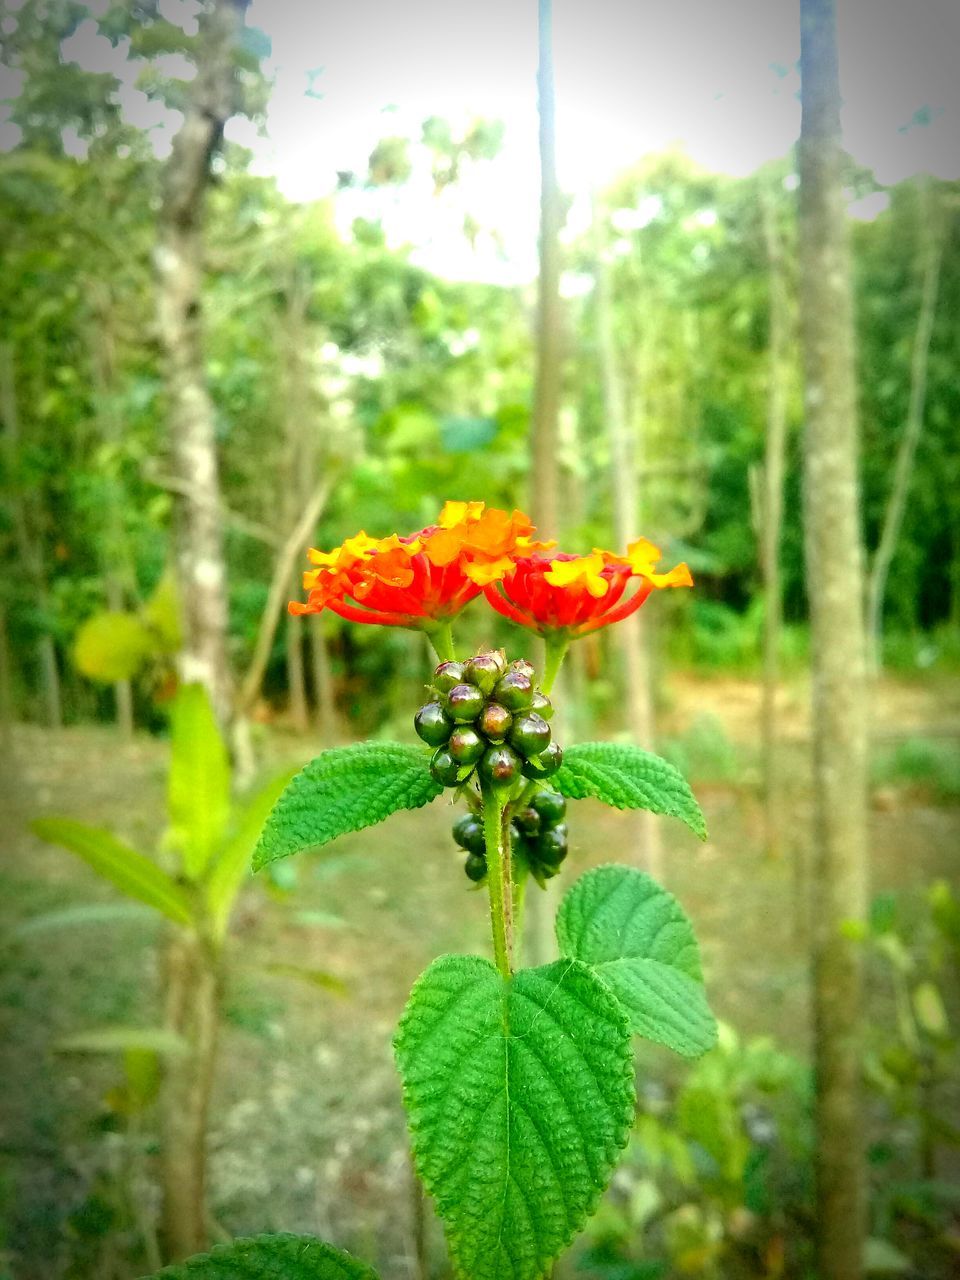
[262, 963, 349, 996]
[556, 866, 717, 1059]
[205, 769, 296, 941]
[56, 1027, 188, 1056]
[395, 955, 635, 1280]
[554, 742, 707, 840]
[141, 1233, 379, 1279]
[168, 683, 231, 880]
[13, 903, 159, 937]
[253, 743, 442, 870]
[31, 819, 194, 926]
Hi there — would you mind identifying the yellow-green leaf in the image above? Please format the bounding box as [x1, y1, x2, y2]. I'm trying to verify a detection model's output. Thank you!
[167, 683, 231, 880]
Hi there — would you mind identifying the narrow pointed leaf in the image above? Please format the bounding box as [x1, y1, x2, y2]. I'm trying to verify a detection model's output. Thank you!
[168, 683, 231, 880]
[395, 955, 635, 1280]
[554, 742, 707, 839]
[141, 1233, 379, 1279]
[205, 769, 296, 940]
[253, 743, 442, 870]
[31, 819, 194, 925]
[557, 866, 717, 1058]
[14, 903, 159, 937]
[56, 1027, 188, 1056]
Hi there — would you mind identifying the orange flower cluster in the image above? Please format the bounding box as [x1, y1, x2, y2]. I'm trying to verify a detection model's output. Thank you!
[483, 538, 693, 638]
[288, 502, 549, 629]
[289, 503, 691, 637]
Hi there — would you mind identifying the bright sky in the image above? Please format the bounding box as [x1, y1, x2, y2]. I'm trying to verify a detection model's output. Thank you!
[5, 0, 959, 282]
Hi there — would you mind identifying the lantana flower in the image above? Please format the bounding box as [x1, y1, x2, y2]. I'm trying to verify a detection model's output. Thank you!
[288, 502, 550, 646]
[482, 538, 692, 639]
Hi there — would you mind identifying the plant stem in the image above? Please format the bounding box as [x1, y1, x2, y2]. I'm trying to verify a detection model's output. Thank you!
[427, 622, 456, 664]
[541, 632, 569, 695]
[480, 780, 514, 978]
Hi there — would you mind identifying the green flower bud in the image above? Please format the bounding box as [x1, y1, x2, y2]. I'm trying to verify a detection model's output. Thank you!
[494, 670, 534, 711]
[463, 652, 506, 695]
[521, 740, 563, 780]
[478, 743, 522, 788]
[448, 726, 486, 764]
[445, 682, 485, 722]
[464, 852, 488, 883]
[433, 660, 465, 693]
[414, 701, 453, 746]
[537, 826, 568, 866]
[478, 702, 512, 742]
[430, 747, 473, 788]
[510, 659, 536, 680]
[530, 789, 566, 826]
[452, 814, 485, 855]
[508, 711, 551, 759]
[513, 806, 541, 837]
[530, 691, 554, 720]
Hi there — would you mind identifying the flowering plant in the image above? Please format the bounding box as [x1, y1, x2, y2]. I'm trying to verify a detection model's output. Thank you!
[149, 504, 714, 1280]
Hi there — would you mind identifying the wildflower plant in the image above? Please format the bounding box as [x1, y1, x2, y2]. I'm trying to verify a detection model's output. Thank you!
[148, 502, 717, 1280]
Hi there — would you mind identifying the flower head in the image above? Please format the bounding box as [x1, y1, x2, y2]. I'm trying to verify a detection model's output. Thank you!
[482, 538, 692, 638]
[288, 502, 549, 631]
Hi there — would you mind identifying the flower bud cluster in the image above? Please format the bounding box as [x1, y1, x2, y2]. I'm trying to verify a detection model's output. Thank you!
[511, 789, 569, 883]
[415, 652, 562, 791]
[450, 788, 568, 884]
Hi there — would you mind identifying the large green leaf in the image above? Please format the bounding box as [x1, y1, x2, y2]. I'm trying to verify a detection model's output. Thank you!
[141, 1233, 379, 1279]
[205, 769, 296, 941]
[168, 683, 232, 880]
[253, 743, 442, 870]
[31, 819, 194, 925]
[554, 742, 707, 840]
[395, 955, 635, 1280]
[557, 866, 717, 1059]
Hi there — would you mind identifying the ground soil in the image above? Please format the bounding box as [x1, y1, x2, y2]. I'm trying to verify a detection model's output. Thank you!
[1, 672, 958, 1279]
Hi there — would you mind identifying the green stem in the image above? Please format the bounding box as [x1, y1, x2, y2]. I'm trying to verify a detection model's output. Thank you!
[541, 631, 570, 695]
[426, 621, 456, 664]
[480, 780, 514, 978]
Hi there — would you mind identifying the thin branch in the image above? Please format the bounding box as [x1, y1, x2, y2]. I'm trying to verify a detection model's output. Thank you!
[236, 474, 337, 714]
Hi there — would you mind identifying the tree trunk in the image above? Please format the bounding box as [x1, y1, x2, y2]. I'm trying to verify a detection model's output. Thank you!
[281, 272, 312, 734]
[156, 0, 243, 730]
[865, 186, 944, 673]
[89, 307, 135, 737]
[529, 0, 563, 536]
[285, 570, 309, 732]
[160, 932, 221, 1261]
[309, 615, 337, 741]
[0, 341, 61, 727]
[798, 4, 869, 1278]
[759, 181, 790, 857]
[595, 213, 662, 878]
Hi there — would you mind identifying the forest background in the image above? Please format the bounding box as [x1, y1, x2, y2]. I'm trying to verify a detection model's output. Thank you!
[0, 2, 958, 1279]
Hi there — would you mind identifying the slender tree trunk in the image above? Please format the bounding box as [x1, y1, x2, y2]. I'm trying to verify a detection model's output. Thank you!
[89, 310, 135, 737]
[865, 188, 943, 674]
[526, 0, 564, 966]
[0, 342, 61, 727]
[529, 0, 562, 535]
[160, 933, 221, 1261]
[0, 604, 13, 755]
[798, 4, 869, 1278]
[154, 0, 243, 1256]
[281, 273, 312, 733]
[760, 182, 790, 856]
[595, 213, 662, 878]
[156, 0, 242, 730]
[309, 615, 337, 741]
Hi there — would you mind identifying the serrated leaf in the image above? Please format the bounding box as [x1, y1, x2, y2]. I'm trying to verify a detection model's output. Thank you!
[395, 955, 635, 1280]
[168, 683, 231, 880]
[554, 743, 707, 840]
[205, 769, 296, 941]
[140, 1232, 379, 1279]
[557, 866, 717, 1059]
[31, 819, 195, 926]
[253, 743, 442, 870]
